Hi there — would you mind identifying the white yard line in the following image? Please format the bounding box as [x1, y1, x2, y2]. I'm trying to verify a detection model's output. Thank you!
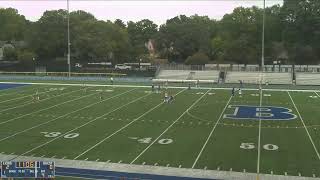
[191, 95, 232, 168]
[315, 91, 320, 97]
[256, 88, 263, 177]
[73, 88, 187, 160]
[0, 90, 31, 97]
[7, 88, 157, 161]
[0, 88, 96, 125]
[130, 89, 210, 164]
[0, 85, 45, 96]
[0, 87, 82, 113]
[287, 91, 320, 160]
[0, 88, 135, 142]
[0, 92, 15, 97]
[0, 88, 52, 104]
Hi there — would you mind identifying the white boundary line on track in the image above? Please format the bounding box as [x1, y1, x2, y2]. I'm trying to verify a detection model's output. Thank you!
[0, 88, 136, 143]
[0, 87, 82, 113]
[57, 175, 97, 180]
[0, 88, 96, 125]
[256, 88, 263, 178]
[2, 81, 320, 92]
[191, 95, 232, 168]
[130, 89, 210, 164]
[73, 88, 187, 160]
[287, 91, 320, 160]
[8, 88, 157, 161]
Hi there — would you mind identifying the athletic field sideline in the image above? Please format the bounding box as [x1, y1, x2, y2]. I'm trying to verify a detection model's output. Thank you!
[0, 82, 319, 179]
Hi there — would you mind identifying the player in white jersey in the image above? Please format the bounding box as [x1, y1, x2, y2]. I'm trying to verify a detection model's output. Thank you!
[110, 77, 114, 85]
[238, 88, 242, 96]
[164, 92, 169, 103]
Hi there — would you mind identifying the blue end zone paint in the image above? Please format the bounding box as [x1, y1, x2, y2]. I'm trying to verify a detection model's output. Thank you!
[0, 83, 28, 91]
[56, 167, 216, 180]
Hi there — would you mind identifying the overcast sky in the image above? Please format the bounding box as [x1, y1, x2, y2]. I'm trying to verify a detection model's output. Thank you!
[1, 0, 283, 25]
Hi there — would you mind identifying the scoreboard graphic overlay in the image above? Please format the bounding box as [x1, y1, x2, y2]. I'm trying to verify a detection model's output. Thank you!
[1, 161, 55, 178]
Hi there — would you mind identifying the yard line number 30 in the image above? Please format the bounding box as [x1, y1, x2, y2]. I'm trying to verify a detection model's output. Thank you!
[41, 132, 79, 139]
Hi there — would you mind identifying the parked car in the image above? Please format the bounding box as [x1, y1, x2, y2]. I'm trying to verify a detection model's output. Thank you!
[115, 64, 131, 70]
[75, 63, 82, 68]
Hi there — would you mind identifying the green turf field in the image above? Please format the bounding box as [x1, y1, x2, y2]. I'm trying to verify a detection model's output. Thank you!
[0, 83, 319, 178]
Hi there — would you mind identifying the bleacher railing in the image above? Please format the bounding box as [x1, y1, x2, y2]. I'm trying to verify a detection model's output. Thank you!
[160, 64, 320, 73]
[0, 71, 126, 77]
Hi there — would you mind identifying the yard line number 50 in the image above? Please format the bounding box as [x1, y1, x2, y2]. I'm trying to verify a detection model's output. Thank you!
[41, 132, 79, 139]
[240, 143, 279, 151]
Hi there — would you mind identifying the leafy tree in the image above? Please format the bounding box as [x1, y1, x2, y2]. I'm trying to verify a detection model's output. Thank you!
[3, 46, 17, 61]
[270, 42, 288, 63]
[115, 19, 126, 29]
[26, 9, 68, 64]
[127, 19, 158, 60]
[216, 7, 262, 64]
[1, 0, 320, 68]
[291, 44, 318, 64]
[185, 52, 210, 65]
[155, 15, 213, 62]
[280, 0, 320, 63]
[210, 36, 225, 61]
[17, 50, 36, 70]
[0, 8, 27, 41]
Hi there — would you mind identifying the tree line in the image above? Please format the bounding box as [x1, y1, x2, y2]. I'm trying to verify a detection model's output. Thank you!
[0, 0, 319, 71]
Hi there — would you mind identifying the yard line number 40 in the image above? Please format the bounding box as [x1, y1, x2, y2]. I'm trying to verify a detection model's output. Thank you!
[240, 143, 279, 151]
[129, 137, 173, 145]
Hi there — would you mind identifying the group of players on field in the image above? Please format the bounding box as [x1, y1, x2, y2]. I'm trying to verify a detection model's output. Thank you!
[31, 78, 250, 103]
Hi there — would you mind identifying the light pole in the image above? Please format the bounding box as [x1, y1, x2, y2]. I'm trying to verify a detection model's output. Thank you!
[261, 0, 266, 72]
[67, 0, 71, 77]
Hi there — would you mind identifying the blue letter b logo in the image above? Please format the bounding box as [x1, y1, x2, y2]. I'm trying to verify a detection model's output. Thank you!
[224, 105, 297, 121]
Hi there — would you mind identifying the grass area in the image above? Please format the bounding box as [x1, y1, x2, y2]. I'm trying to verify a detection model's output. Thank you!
[0, 82, 319, 178]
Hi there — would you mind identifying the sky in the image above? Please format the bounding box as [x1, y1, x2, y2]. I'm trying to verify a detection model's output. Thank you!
[0, 0, 283, 25]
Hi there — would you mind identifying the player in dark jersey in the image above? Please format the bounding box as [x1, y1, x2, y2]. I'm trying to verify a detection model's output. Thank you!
[239, 80, 243, 89]
[169, 95, 174, 103]
[99, 91, 103, 101]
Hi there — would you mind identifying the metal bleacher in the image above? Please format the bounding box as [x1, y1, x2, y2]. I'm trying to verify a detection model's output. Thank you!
[156, 70, 191, 80]
[156, 70, 219, 82]
[263, 72, 292, 85]
[192, 71, 220, 81]
[225, 72, 262, 84]
[296, 73, 320, 85]
[155, 69, 293, 85]
[154, 64, 320, 86]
